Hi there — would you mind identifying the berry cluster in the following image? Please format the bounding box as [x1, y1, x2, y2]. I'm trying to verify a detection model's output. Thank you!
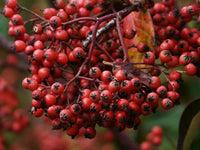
[140, 126, 163, 150]
[0, 78, 29, 150]
[3, 0, 200, 139]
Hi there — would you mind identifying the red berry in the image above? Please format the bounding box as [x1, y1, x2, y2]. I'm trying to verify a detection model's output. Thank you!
[185, 63, 197, 76]
[143, 51, 155, 64]
[49, 16, 62, 28]
[51, 82, 64, 95]
[89, 67, 101, 78]
[14, 40, 26, 52]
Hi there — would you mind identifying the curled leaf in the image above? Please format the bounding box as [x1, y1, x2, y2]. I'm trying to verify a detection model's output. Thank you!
[115, 62, 150, 86]
[177, 98, 200, 150]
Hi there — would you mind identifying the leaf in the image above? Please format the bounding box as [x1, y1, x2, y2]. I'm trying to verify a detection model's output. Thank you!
[177, 98, 200, 150]
[123, 8, 155, 63]
[183, 112, 200, 150]
[115, 62, 150, 86]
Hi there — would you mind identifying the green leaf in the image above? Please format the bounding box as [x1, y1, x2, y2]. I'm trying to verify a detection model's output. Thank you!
[177, 98, 200, 150]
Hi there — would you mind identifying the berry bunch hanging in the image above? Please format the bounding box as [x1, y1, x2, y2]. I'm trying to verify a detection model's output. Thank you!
[3, 0, 200, 139]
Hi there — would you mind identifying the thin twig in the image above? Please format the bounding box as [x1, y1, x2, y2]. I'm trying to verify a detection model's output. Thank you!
[19, 5, 46, 21]
[116, 13, 130, 62]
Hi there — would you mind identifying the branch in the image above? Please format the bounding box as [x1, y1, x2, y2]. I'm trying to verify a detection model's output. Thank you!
[0, 34, 28, 63]
[82, 1, 142, 48]
[112, 130, 140, 150]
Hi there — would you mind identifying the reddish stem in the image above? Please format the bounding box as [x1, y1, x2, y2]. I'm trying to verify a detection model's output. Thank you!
[116, 13, 130, 62]
[62, 17, 97, 26]
[95, 42, 115, 62]
[64, 20, 101, 93]
[19, 5, 46, 21]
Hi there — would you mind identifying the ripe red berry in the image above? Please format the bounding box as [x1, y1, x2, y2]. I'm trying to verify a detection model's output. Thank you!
[143, 51, 155, 64]
[11, 14, 23, 25]
[141, 103, 152, 115]
[161, 98, 174, 110]
[114, 70, 127, 81]
[49, 16, 62, 28]
[84, 127, 96, 139]
[140, 141, 151, 150]
[38, 67, 50, 79]
[101, 70, 113, 83]
[137, 42, 149, 53]
[51, 82, 64, 95]
[14, 40, 26, 52]
[89, 67, 101, 78]
[100, 90, 112, 103]
[185, 63, 197, 76]
[151, 126, 163, 136]
[159, 50, 172, 63]
[56, 52, 68, 65]
[44, 94, 56, 107]
[156, 86, 167, 98]
[149, 76, 161, 89]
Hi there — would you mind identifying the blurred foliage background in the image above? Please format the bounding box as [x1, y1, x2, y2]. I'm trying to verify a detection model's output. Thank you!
[0, 0, 200, 150]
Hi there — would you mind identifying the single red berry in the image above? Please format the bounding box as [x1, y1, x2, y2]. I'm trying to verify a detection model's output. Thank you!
[143, 51, 155, 64]
[156, 86, 167, 98]
[162, 0, 174, 7]
[131, 77, 142, 90]
[151, 126, 163, 136]
[31, 107, 43, 117]
[141, 103, 152, 115]
[159, 50, 172, 63]
[81, 89, 91, 98]
[120, 80, 133, 93]
[55, 29, 69, 41]
[65, 3, 77, 15]
[11, 14, 23, 25]
[3, 6, 14, 18]
[66, 124, 79, 138]
[70, 103, 82, 115]
[89, 67, 101, 78]
[51, 82, 64, 95]
[161, 98, 174, 110]
[89, 90, 100, 102]
[116, 111, 127, 123]
[14, 40, 26, 52]
[140, 141, 151, 150]
[137, 42, 150, 53]
[81, 97, 92, 111]
[59, 108, 72, 122]
[114, 70, 127, 81]
[168, 80, 180, 91]
[7, 0, 18, 9]
[38, 67, 50, 79]
[56, 52, 68, 65]
[101, 70, 113, 83]
[33, 24, 43, 34]
[100, 90, 112, 103]
[49, 16, 62, 28]
[84, 127, 96, 139]
[117, 98, 129, 111]
[44, 94, 56, 107]
[185, 63, 197, 76]
[108, 79, 120, 93]
[133, 93, 145, 104]
[146, 92, 159, 104]
[33, 49, 44, 62]
[149, 76, 161, 89]
[152, 136, 162, 146]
